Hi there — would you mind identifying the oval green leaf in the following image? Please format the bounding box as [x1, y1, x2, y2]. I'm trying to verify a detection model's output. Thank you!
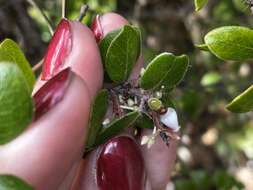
[100, 25, 141, 83]
[140, 52, 189, 90]
[86, 89, 109, 150]
[0, 62, 34, 145]
[195, 0, 209, 11]
[226, 85, 253, 113]
[0, 175, 33, 190]
[204, 26, 253, 61]
[0, 39, 35, 93]
[95, 111, 141, 146]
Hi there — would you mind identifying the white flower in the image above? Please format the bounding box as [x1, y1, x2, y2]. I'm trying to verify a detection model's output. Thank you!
[160, 108, 180, 132]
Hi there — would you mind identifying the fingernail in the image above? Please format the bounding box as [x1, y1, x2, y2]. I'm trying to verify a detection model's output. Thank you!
[97, 136, 145, 190]
[33, 68, 71, 120]
[91, 15, 103, 43]
[41, 19, 72, 80]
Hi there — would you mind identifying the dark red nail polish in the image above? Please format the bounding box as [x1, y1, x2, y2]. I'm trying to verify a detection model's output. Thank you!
[97, 136, 145, 190]
[91, 15, 103, 43]
[41, 19, 72, 80]
[33, 68, 71, 120]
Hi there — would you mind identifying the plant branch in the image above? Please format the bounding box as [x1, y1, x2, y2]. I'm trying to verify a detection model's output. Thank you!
[26, 0, 54, 36]
[62, 0, 66, 18]
[32, 59, 43, 72]
[77, 4, 89, 22]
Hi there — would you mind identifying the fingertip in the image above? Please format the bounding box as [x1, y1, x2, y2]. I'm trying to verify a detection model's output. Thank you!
[140, 129, 177, 190]
[66, 21, 103, 97]
[100, 12, 129, 36]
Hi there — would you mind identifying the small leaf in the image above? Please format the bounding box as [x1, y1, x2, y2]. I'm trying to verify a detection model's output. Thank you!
[140, 52, 189, 90]
[204, 26, 253, 61]
[99, 29, 121, 63]
[136, 113, 154, 129]
[0, 62, 34, 145]
[99, 25, 141, 83]
[195, 0, 209, 11]
[0, 39, 35, 93]
[95, 111, 141, 145]
[195, 44, 210, 51]
[226, 85, 253, 113]
[86, 89, 109, 150]
[0, 175, 33, 190]
[201, 72, 222, 86]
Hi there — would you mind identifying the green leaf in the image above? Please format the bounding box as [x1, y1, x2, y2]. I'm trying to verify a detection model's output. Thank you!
[0, 39, 35, 93]
[226, 85, 253, 113]
[140, 52, 189, 90]
[99, 29, 121, 63]
[162, 94, 176, 108]
[201, 72, 222, 86]
[0, 175, 33, 190]
[0, 62, 34, 145]
[86, 89, 109, 150]
[136, 113, 154, 129]
[95, 111, 141, 145]
[195, 0, 209, 11]
[99, 25, 141, 83]
[204, 26, 253, 61]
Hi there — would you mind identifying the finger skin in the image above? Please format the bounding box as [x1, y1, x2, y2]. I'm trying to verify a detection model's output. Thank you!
[140, 130, 177, 190]
[99, 12, 129, 36]
[34, 21, 103, 97]
[0, 75, 91, 190]
[65, 21, 103, 97]
[0, 22, 103, 190]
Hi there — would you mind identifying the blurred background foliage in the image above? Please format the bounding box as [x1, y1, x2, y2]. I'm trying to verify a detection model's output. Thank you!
[0, 0, 253, 189]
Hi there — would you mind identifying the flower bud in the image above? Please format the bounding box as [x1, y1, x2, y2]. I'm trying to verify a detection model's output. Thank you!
[160, 107, 180, 132]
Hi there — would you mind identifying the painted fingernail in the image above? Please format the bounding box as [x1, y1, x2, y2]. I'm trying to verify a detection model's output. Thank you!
[33, 68, 71, 120]
[91, 15, 103, 43]
[41, 19, 72, 80]
[97, 136, 145, 190]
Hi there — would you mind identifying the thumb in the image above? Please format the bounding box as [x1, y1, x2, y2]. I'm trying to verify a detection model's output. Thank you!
[0, 20, 102, 190]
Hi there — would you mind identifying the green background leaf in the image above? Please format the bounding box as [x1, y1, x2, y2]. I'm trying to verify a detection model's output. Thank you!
[0, 39, 35, 93]
[204, 26, 253, 61]
[201, 72, 222, 86]
[86, 89, 109, 150]
[100, 25, 141, 83]
[195, 0, 209, 11]
[194, 0, 208, 11]
[140, 53, 189, 91]
[0, 62, 34, 145]
[0, 175, 33, 190]
[226, 85, 253, 113]
[95, 111, 141, 145]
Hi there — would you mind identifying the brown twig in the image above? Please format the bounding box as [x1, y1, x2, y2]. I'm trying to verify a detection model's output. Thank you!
[32, 59, 43, 72]
[77, 4, 90, 22]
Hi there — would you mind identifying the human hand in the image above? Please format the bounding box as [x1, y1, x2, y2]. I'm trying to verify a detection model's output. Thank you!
[0, 13, 177, 190]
